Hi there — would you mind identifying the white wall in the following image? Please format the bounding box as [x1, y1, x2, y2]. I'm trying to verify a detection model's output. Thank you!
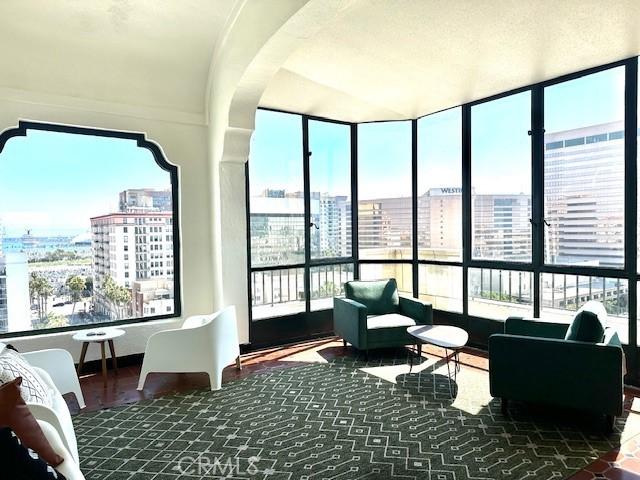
[3, 0, 345, 360]
[1, 94, 214, 362]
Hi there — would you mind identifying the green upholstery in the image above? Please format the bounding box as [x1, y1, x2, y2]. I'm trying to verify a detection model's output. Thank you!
[565, 301, 606, 343]
[489, 314, 624, 419]
[335, 279, 432, 354]
[345, 279, 399, 315]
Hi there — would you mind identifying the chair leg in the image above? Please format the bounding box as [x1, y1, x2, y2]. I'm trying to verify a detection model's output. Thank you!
[137, 365, 150, 391]
[209, 369, 223, 391]
[605, 415, 615, 435]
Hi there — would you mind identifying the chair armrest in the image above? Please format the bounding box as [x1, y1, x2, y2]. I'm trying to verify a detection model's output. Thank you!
[37, 420, 85, 480]
[504, 317, 569, 339]
[489, 334, 623, 415]
[399, 297, 433, 325]
[333, 298, 368, 349]
[28, 402, 78, 465]
[22, 349, 85, 409]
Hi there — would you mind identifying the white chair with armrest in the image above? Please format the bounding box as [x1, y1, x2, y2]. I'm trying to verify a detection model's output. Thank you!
[137, 305, 241, 391]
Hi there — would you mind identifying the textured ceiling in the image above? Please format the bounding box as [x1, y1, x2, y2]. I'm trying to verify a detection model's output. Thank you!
[0, 0, 236, 115]
[260, 0, 640, 122]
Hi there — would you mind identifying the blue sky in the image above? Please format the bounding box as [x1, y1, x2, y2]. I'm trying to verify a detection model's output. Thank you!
[0, 67, 627, 238]
[250, 66, 625, 201]
[0, 130, 170, 236]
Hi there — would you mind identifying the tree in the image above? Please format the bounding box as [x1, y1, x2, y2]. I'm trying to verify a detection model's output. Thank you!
[84, 276, 94, 297]
[45, 312, 67, 328]
[66, 275, 86, 320]
[102, 275, 131, 320]
[29, 273, 53, 321]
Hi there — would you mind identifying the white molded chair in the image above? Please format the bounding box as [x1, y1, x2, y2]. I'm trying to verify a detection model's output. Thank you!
[22, 348, 86, 409]
[21, 349, 85, 479]
[137, 305, 241, 391]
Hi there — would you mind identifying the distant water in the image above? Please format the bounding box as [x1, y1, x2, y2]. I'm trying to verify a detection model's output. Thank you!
[1, 236, 91, 258]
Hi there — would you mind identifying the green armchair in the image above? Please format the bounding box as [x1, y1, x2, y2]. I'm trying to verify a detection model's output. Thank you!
[334, 279, 432, 358]
[489, 314, 624, 431]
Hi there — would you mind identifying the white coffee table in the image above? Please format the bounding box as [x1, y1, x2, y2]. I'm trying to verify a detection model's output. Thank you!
[407, 324, 469, 396]
[73, 328, 125, 385]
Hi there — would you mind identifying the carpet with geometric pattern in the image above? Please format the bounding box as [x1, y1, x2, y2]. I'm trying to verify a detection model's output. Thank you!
[73, 353, 638, 480]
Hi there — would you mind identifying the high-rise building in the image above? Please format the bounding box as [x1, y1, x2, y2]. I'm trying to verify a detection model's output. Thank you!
[358, 196, 412, 258]
[544, 121, 625, 268]
[119, 189, 172, 213]
[90, 212, 174, 318]
[313, 193, 350, 258]
[249, 195, 306, 266]
[472, 193, 532, 262]
[418, 187, 462, 260]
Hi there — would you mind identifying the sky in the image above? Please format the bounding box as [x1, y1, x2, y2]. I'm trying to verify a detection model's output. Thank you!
[249, 65, 627, 200]
[0, 129, 171, 237]
[0, 66, 626, 238]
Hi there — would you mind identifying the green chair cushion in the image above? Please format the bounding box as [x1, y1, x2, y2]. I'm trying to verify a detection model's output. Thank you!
[565, 301, 607, 343]
[345, 279, 399, 315]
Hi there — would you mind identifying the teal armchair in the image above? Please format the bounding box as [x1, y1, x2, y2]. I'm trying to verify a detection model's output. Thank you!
[334, 279, 432, 358]
[489, 316, 624, 431]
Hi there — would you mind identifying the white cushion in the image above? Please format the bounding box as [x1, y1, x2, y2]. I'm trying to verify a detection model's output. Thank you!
[0, 348, 52, 406]
[367, 313, 416, 330]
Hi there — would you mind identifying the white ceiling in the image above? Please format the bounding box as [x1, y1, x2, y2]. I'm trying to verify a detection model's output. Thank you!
[260, 0, 640, 122]
[0, 0, 236, 115]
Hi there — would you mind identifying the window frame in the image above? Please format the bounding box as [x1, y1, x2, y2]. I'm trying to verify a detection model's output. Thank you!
[247, 56, 639, 360]
[0, 121, 182, 338]
[246, 111, 357, 325]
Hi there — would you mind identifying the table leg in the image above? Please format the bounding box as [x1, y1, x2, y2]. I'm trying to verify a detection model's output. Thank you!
[408, 344, 414, 371]
[77, 342, 88, 376]
[108, 339, 118, 374]
[444, 349, 461, 398]
[100, 341, 107, 387]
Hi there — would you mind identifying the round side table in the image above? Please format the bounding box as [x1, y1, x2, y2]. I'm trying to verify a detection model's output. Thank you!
[407, 325, 469, 397]
[73, 328, 125, 386]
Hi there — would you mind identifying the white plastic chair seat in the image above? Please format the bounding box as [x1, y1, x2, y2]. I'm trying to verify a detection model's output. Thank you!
[137, 305, 241, 391]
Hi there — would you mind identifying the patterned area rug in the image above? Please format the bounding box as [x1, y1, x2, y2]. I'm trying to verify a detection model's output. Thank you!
[74, 353, 638, 480]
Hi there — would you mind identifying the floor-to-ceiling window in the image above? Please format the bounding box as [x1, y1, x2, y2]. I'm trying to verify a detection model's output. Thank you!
[308, 119, 354, 310]
[417, 107, 463, 312]
[248, 110, 306, 320]
[248, 110, 354, 322]
[468, 91, 534, 320]
[357, 121, 413, 295]
[247, 57, 639, 363]
[541, 66, 629, 341]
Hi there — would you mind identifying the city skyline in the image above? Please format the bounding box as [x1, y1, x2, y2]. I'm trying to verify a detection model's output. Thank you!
[249, 67, 624, 201]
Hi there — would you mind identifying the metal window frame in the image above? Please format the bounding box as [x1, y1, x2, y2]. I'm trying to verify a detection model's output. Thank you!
[247, 56, 640, 378]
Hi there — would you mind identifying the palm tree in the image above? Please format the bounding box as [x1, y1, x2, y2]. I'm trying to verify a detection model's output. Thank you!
[102, 275, 131, 320]
[66, 275, 86, 321]
[29, 273, 53, 321]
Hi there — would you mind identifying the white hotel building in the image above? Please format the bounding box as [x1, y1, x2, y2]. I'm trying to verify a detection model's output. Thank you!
[91, 189, 174, 319]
